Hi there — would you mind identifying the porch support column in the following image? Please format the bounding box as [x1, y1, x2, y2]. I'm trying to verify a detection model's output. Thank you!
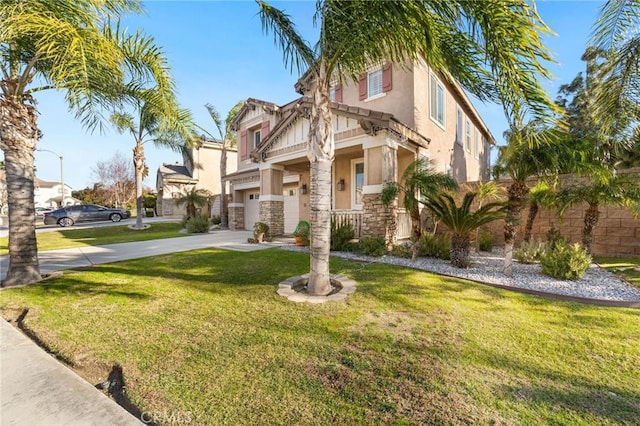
[361, 136, 398, 247]
[259, 164, 284, 236]
[228, 189, 244, 231]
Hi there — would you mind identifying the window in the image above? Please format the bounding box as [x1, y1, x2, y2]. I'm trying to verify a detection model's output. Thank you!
[474, 128, 480, 159]
[253, 130, 261, 149]
[430, 74, 445, 127]
[352, 159, 365, 209]
[456, 107, 463, 145]
[465, 118, 471, 153]
[367, 69, 383, 98]
[329, 86, 336, 102]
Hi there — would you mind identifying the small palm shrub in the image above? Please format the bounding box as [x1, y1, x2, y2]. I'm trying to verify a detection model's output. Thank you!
[424, 192, 505, 268]
[360, 236, 387, 257]
[541, 242, 592, 280]
[391, 243, 413, 259]
[478, 229, 494, 252]
[515, 240, 547, 264]
[331, 219, 355, 251]
[417, 233, 451, 260]
[185, 215, 210, 233]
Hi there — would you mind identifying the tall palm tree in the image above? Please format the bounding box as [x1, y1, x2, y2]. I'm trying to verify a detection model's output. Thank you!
[111, 90, 195, 229]
[199, 101, 244, 229]
[258, 0, 557, 295]
[424, 192, 505, 268]
[381, 158, 458, 259]
[522, 179, 556, 243]
[0, 0, 165, 286]
[175, 187, 212, 219]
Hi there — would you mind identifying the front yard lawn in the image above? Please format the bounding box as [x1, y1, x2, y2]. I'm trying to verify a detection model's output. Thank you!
[1, 249, 638, 425]
[0, 222, 186, 256]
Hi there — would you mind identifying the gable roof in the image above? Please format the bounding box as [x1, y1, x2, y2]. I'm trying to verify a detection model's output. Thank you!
[253, 97, 430, 159]
[157, 163, 196, 183]
[229, 98, 280, 131]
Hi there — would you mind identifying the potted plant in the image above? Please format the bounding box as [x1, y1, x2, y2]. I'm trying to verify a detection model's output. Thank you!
[253, 221, 269, 243]
[293, 220, 310, 246]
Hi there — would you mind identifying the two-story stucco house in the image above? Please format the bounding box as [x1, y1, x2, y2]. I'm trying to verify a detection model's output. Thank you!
[226, 60, 495, 239]
[156, 138, 237, 217]
[34, 178, 74, 208]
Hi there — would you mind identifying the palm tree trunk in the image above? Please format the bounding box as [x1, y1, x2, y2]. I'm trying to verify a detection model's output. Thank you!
[410, 206, 420, 260]
[307, 62, 333, 296]
[133, 142, 145, 229]
[523, 202, 539, 243]
[503, 181, 528, 276]
[220, 144, 228, 229]
[450, 234, 471, 268]
[0, 98, 42, 286]
[582, 203, 599, 252]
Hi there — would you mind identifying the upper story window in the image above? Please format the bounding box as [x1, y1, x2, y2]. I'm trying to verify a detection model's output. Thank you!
[368, 69, 383, 98]
[474, 128, 480, 159]
[430, 73, 445, 127]
[329, 86, 336, 102]
[253, 129, 261, 149]
[456, 107, 463, 145]
[465, 118, 471, 153]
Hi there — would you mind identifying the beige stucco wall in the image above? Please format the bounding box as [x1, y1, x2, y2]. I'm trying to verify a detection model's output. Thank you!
[298, 171, 311, 220]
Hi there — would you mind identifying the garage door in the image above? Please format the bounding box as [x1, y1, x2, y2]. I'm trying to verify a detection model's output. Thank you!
[283, 187, 299, 234]
[244, 191, 260, 230]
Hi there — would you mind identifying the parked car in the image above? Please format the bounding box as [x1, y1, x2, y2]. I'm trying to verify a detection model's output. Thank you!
[43, 204, 131, 227]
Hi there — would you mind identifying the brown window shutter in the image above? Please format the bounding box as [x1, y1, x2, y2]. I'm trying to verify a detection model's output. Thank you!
[382, 64, 392, 92]
[335, 84, 343, 103]
[261, 120, 270, 139]
[240, 130, 247, 160]
[358, 74, 367, 100]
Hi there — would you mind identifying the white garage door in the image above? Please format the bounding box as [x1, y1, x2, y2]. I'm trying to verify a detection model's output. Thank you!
[244, 191, 260, 230]
[283, 187, 299, 234]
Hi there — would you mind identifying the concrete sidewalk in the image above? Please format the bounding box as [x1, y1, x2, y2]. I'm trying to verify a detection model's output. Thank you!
[0, 230, 279, 282]
[0, 230, 290, 425]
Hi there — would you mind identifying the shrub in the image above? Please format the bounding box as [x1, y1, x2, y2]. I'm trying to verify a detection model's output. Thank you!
[331, 219, 355, 251]
[253, 222, 269, 235]
[541, 242, 592, 280]
[515, 240, 547, 264]
[546, 226, 568, 249]
[360, 236, 387, 257]
[185, 215, 210, 234]
[417, 233, 451, 260]
[210, 215, 222, 225]
[180, 215, 190, 228]
[391, 243, 413, 259]
[478, 229, 494, 252]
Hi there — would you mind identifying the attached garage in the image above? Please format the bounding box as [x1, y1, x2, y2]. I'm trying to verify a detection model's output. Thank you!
[283, 186, 299, 234]
[244, 191, 260, 230]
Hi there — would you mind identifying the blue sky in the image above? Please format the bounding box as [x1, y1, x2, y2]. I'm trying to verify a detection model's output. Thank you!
[32, 0, 604, 191]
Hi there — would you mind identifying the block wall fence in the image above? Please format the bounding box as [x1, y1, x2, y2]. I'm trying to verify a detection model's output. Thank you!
[463, 167, 640, 257]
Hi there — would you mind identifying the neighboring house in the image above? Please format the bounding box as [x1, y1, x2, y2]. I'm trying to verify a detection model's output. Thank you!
[155, 138, 238, 217]
[34, 178, 74, 208]
[227, 60, 495, 239]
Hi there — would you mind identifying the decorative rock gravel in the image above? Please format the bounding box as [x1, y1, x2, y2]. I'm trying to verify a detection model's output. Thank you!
[281, 246, 640, 302]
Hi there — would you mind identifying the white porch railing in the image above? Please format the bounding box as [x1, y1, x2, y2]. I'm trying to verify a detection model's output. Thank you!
[396, 209, 412, 240]
[331, 210, 363, 238]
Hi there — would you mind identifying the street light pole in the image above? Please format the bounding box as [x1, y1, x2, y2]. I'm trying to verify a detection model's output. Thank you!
[37, 149, 65, 207]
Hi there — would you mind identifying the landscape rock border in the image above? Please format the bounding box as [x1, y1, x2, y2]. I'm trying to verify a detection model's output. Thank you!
[277, 273, 356, 303]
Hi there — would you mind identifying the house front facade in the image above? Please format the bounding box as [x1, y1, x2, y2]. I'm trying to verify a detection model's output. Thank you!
[227, 60, 495, 240]
[34, 178, 74, 208]
[156, 138, 237, 217]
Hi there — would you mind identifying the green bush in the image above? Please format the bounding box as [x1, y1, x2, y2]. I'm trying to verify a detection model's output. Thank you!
[478, 229, 494, 252]
[417, 233, 451, 260]
[515, 240, 547, 264]
[180, 215, 190, 229]
[541, 242, 592, 280]
[210, 215, 222, 225]
[391, 243, 413, 259]
[331, 219, 355, 251]
[185, 215, 210, 234]
[360, 236, 387, 257]
[546, 226, 568, 249]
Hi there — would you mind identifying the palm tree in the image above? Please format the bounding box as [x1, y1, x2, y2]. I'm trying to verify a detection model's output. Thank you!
[522, 179, 556, 243]
[258, 0, 557, 295]
[558, 173, 640, 252]
[199, 101, 244, 229]
[0, 0, 165, 286]
[175, 187, 212, 219]
[110, 89, 195, 229]
[424, 192, 505, 268]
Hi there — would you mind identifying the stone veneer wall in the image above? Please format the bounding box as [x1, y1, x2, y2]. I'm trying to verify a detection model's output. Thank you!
[260, 200, 284, 236]
[228, 206, 244, 231]
[361, 194, 397, 247]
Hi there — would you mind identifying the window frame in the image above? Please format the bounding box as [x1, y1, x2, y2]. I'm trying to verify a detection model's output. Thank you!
[367, 68, 383, 99]
[474, 128, 480, 159]
[465, 118, 471, 153]
[456, 107, 463, 145]
[253, 129, 261, 149]
[430, 73, 446, 128]
[351, 158, 365, 210]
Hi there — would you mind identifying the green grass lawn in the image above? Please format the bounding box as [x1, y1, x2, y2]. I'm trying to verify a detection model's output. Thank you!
[596, 256, 640, 289]
[1, 249, 638, 425]
[0, 222, 186, 256]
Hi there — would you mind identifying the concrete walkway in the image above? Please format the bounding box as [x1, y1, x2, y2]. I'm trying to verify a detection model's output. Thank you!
[0, 230, 286, 425]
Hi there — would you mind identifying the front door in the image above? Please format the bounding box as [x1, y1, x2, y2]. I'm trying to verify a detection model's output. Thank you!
[244, 191, 260, 230]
